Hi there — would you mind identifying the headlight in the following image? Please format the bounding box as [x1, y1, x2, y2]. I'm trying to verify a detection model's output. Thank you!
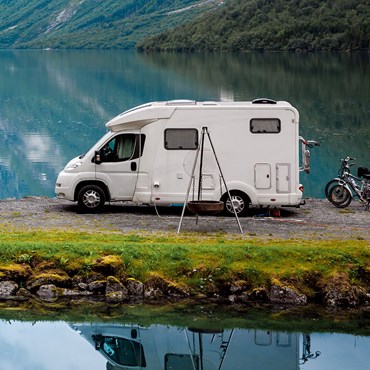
[66, 161, 82, 170]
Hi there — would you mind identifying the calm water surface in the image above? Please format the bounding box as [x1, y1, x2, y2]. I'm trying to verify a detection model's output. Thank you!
[0, 316, 369, 370]
[0, 50, 369, 199]
[1, 51, 369, 369]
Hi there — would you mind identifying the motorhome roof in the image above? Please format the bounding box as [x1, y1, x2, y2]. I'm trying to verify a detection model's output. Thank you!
[105, 99, 294, 131]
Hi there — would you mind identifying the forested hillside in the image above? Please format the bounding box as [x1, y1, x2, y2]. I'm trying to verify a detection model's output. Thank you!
[0, 0, 221, 49]
[1, 0, 368, 51]
[138, 0, 370, 52]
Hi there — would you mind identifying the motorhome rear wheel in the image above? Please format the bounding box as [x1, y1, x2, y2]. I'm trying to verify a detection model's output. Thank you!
[223, 191, 249, 216]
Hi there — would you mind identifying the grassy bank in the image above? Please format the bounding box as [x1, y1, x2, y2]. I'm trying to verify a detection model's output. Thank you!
[0, 227, 369, 304]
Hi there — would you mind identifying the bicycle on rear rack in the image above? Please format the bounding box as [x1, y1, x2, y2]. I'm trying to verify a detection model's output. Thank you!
[325, 157, 370, 210]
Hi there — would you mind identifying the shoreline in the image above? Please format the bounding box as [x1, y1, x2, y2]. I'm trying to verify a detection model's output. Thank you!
[0, 197, 369, 309]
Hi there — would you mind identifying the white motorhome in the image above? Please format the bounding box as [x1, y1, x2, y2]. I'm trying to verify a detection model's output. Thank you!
[55, 99, 317, 213]
[70, 323, 304, 370]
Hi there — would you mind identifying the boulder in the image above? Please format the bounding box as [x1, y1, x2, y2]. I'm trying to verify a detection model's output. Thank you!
[105, 276, 127, 303]
[126, 278, 144, 297]
[269, 283, 307, 305]
[321, 273, 368, 307]
[92, 255, 124, 275]
[37, 284, 58, 301]
[0, 281, 18, 297]
[26, 271, 70, 290]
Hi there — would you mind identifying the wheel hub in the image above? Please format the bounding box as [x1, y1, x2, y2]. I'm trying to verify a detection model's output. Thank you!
[226, 196, 244, 213]
[84, 191, 100, 208]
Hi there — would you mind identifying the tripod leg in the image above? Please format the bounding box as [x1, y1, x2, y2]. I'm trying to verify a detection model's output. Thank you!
[177, 146, 201, 233]
[205, 128, 243, 234]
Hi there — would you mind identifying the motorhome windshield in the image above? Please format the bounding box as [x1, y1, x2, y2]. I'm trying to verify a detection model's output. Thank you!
[97, 336, 146, 367]
[98, 134, 146, 162]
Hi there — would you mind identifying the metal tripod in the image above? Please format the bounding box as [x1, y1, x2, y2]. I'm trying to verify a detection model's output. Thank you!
[177, 127, 243, 234]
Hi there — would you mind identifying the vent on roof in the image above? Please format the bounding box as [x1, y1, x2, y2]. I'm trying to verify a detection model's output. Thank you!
[202, 101, 218, 106]
[166, 100, 196, 106]
[252, 98, 277, 104]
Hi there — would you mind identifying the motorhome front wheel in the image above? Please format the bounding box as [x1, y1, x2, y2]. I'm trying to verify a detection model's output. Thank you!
[78, 185, 106, 212]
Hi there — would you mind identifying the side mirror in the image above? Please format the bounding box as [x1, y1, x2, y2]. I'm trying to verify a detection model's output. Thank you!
[94, 151, 102, 164]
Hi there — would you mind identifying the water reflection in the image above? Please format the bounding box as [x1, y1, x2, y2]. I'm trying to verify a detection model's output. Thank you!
[73, 324, 309, 370]
[0, 321, 106, 370]
[0, 50, 369, 199]
[0, 318, 369, 370]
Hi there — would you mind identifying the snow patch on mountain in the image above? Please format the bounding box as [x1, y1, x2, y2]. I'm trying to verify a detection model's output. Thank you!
[167, 0, 223, 15]
[45, 0, 85, 34]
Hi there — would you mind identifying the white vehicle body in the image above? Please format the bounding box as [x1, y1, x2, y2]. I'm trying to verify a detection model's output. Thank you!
[55, 99, 314, 213]
[71, 323, 301, 370]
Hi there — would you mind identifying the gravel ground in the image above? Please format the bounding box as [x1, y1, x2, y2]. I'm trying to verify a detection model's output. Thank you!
[0, 197, 369, 240]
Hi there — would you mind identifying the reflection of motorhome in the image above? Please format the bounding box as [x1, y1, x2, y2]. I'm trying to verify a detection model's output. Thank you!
[56, 99, 317, 213]
[70, 323, 315, 370]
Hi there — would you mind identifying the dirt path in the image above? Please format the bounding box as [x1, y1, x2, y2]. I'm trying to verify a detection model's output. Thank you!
[0, 197, 369, 240]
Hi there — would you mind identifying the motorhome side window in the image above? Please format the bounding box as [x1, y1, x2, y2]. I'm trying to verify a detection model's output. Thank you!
[100, 134, 145, 162]
[164, 129, 198, 150]
[250, 119, 281, 133]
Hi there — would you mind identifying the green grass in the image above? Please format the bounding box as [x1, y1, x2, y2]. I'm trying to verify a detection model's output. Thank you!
[0, 227, 369, 292]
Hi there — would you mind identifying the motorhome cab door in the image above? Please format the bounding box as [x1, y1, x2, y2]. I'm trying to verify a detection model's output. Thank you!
[95, 132, 145, 200]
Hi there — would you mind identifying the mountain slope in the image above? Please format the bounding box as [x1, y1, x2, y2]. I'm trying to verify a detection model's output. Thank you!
[0, 0, 220, 49]
[137, 0, 370, 52]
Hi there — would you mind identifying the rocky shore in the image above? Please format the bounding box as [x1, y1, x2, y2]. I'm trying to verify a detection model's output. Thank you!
[0, 197, 369, 308]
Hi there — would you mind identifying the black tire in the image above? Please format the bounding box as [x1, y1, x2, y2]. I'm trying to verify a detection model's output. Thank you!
[223, 191, 249, 216]
[77, 185, 106, 212]
[325, 179, 340, 200]
[328, 184, 352, 208]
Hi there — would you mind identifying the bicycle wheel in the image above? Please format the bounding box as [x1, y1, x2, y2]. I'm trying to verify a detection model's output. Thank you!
[324, 179, 340, 200]
[328, 185, 352, 208]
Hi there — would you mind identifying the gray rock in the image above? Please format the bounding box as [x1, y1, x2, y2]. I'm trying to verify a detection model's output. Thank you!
[106, 291, 125, 303]
[230, 280, 249, 294]
[60, 288, 93, 297]
[144, 287, 164, 300]
[88, 280, 106, 292]
[16, 287, 33, 298]
[323, 277, 367, 307]
[78, 282, 88, 290]
[37, 284, 58, 301]
[0, 281, 18, 297]
[105, 276, 127, 303]
[26, 273, 70, 290]
[269, 284, 307, 305]
[126, 278, 144, 296]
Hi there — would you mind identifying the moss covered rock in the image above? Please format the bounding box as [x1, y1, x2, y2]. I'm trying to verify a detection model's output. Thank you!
[105, 276, 127, 303]
[92, 255, 124, 275]
[0, 264, 32, 280]
[269, 280, 307, 305]
[320, 272, 368, 307]
[26, 271, 71, 290]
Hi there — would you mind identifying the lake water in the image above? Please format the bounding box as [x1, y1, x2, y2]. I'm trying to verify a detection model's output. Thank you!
[0, 304, 369, 370]
[1, 50, 369, 369]
[2, 321, 369, 370]
[0, 50, 369, 200]
[0, 321, 368, 370]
